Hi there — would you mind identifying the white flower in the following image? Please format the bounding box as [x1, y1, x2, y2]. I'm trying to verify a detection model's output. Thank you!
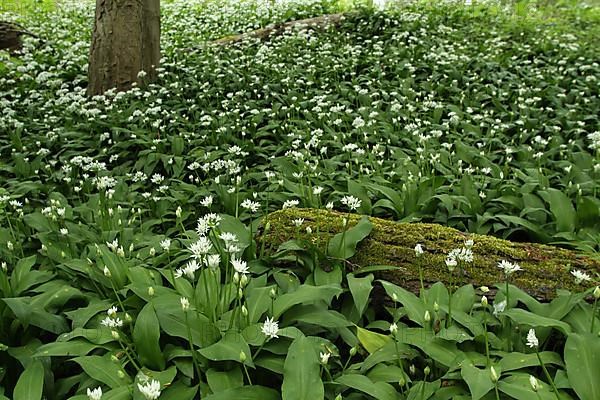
[389, 322, 398, 334]
[101, 316, 123, 329]
[320, 351, 331, 365]
[282, 199, 300, 209]
[325, 201, 334, 210]
[207, 254, 221, 269]
[219, 232, 238, 243]
[138, 379, 161, 400]
[313, 186, 323, 195]
[498, 260, 522, 276]
[159, 239, 171, 252]
[231, 258, 249, 275]
[180, 297, 190, 311]
[292, 218, 304, 227]
[107, 306, 118, 317]
[87, 386, 102, 400]
[201, 195, 213, 207]
[261, 316, 279, 339]
[448, 247, 473, 263]
[241, 199, 260, 213]
[60, 228, 69, 235]
[571, 269, 591, 284]
[414, 244, 424, 257]
[340, 195, 361, 211]
[465, 239, 474, 247]
[445, 257, 457, 271]
[493, 300, 507, 316]
[526, 328, 538, 348]
[188, 237, 212, 258]
[180, 260, 201, 279]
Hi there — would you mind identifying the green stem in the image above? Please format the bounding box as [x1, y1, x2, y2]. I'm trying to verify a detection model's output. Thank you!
[242, 363, 253, 385]
[536, 351, 561, 400]
[185, 311, 202, 383]
[483, 311, 490, 367]
[591, 298, 598, 334]
[494, 384, 500, 400]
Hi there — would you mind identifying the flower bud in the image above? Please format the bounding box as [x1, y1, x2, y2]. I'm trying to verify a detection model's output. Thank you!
[594, 286, 600, 299]
[481, 296, 488, 307]
[433, 302, 439, 312]
[269, 288, 277, 299]
[124, 313, 132, 323]
[176, 206, 182, 218]
[479, 286, 490, 293]
[424, 366, 430, 376]
[239, 351, 247, 363]
[409, 364, 416, 375]
[117, 370, 125, 379]
[111, 354, 119, 362]
[490, 366, 499, 383]
[233, 272, 240, 284]
[148, 286, 155, 297]
[529, 375, 539, 392]
[241, 305, 248, 316]
[424, 310, 431, 323]
[335, 395, 342, 400]
[111, 330, 120, 340]
[238, 288, 244, 299]
[240, 274, 249, 287]
[349, 346, 357, 356]
[103, 266, 111, 277]
[149, 247, 156, 257]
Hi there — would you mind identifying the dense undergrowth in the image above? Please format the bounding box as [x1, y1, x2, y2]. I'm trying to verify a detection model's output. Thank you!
[0, 0, 599, 399]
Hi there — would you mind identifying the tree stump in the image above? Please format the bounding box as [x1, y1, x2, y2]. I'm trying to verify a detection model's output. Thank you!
[0, 21, 37, 53]
[257, 208, 600, 300]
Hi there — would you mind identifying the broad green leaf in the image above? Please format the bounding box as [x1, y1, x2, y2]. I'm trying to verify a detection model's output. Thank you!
[282, 336, 323, 400]
[347, 273, 374, 316]
[3, 297, 69, 334]
[498, 351, 563, 372]
[203, 385, 280, 400]
[198, 332, 254, 367]
[246, 286, 276, 323]
[399, 328, 465, 367]
[73, 355, 131, 388]
[284, 305, 351, 328]
[504, 308, 571, 335]
[460, 363, 494, 400]
[565, 333, 600, 400]
[498, 373, 557, 400]
[540, 188, 576, 233]
[34, 339, 101, 357]
[160, 382, 198, 400]
[206, 367, 243, 393]
[379, 280, 427, 326]
[327, 216, 372, 260]
[133, 303, 165, 370]
[13, 359, 44, 400]
[336, 374, 398, 400]
[273, 284, 342, 318]
[356, 326, 392, 354]
[406, 380, 442, 400]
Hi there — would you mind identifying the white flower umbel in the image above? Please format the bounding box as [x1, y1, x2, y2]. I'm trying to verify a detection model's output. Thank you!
[261, 316, 279, 339]
[340, 195, 361, 211]
[526, 328, 539, 348]
[180, 297, 190, 311]
[414, 244, 424, 257]
[138, 379, 161, 400]
[493, 300, 507, 317]
[320, 351, 331, 365]
[231, 258, 249, 275]
[87, 386, 103, 400]
[571, 269, 591, 284]
[497, 260, 522, 276]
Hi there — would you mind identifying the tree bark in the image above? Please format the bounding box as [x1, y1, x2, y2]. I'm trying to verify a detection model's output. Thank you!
[258, 208, 600, 301]
[87, 0, 160, 96]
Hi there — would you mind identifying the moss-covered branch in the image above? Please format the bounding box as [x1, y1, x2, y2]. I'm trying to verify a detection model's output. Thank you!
[257, 208, 600, 300]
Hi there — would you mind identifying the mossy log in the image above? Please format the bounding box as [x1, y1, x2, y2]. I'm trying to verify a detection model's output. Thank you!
[257, 208, 600, 301]
[213, 13, 344, 45]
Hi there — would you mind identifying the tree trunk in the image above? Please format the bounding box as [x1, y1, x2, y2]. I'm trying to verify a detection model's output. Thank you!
[258, 208, 600, 301]
[87, 0, 160, 96]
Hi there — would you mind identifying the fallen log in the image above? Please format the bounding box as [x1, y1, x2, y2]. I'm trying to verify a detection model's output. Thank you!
[257, 208, 600, 301]
[212, 13, 345, 45]
[0, 21, 39, 53]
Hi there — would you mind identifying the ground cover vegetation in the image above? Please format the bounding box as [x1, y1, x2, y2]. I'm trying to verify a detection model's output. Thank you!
[0, 0, 599, 399]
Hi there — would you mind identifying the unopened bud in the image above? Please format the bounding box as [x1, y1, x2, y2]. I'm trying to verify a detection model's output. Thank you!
[424, 366, 430, 376]
[490, 366, 499, 383]
[481, 296, 488, 307]
[111, 330, 120, 340]
[424, 310, 431, 323]
[269, 288, 277, 299]
[241, 305, 248, 316]
[349, 346, 357, 356]
[433, 302, 439, 312]
[148, 286, 155, 297]
[239, 351, 247, 363]
[594, 286, 600, 299]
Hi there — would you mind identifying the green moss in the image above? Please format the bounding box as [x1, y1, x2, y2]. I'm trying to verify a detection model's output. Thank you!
[258, 208, 600, 300]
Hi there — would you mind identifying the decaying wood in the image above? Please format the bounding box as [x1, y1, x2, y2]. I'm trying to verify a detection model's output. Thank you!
[213, 13, 344, 45]
[0, 21, 39, 53]
[258, 208, 600, 301]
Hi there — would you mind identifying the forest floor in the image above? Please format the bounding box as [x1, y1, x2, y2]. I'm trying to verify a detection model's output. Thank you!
[1, 0, 600, 399]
